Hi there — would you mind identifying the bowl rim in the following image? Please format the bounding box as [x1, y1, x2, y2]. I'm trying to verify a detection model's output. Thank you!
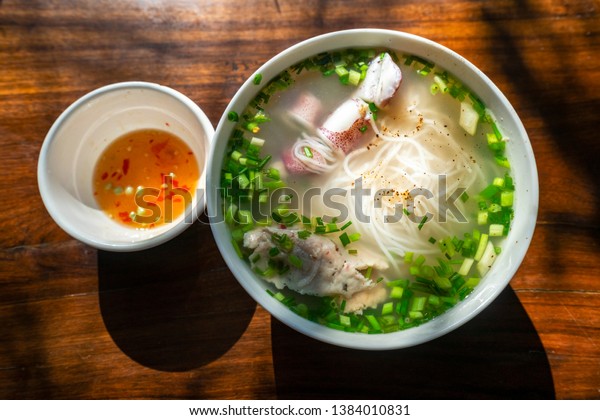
[37, 81, 215, 252]
[207, 29, 539, 350]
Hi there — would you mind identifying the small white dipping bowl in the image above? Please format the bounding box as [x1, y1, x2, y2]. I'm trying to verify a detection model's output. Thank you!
[207, 29, 539, 350]
[38, 82, 214, 251]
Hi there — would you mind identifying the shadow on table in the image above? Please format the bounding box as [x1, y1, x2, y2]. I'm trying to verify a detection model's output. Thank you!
[271, 286, 554, 399]
[97, 221, 256, 372]
[481, 2, 600, 240]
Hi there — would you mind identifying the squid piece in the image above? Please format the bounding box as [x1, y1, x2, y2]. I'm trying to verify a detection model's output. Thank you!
[317, 97, 371, 154]
[357, 52, 402, 108]
[281, 53, 402, 176]
[283, 90, 324, 132]
[282, 98, 371, 175]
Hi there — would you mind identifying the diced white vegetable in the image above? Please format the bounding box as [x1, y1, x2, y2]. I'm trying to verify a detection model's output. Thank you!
[476, 241, 497, 276]
[460, 100, 479, 135]
[458, 257, 475, 276]
[489, 224, 504, 237]
[433, 75, 448, 93]
[474, 233, 489, 261]
[250, 137, 265, 147]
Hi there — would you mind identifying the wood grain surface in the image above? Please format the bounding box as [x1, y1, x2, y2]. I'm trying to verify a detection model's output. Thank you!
[0, 0, 598, 399]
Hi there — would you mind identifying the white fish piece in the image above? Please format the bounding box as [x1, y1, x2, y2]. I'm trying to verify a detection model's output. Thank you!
[357, 52, 402, 108]
[342, 283, 388, 313]
[243, 227, 377, 299]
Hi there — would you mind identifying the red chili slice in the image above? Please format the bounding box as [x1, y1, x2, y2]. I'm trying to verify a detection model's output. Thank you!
[122, 158, 130, 175]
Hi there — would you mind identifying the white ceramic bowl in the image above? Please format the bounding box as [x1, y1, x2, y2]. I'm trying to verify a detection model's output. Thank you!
[38, 82, 214, 251]
[207, 29, 538, 349]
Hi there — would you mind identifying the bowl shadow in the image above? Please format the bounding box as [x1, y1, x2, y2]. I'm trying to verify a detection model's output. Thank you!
[97, 220, 256, 372]
[271, 286, 554, 399]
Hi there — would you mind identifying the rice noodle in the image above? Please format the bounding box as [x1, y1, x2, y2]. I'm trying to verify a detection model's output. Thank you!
[291, 132, 341, 174]
[320, 103, 486, 270]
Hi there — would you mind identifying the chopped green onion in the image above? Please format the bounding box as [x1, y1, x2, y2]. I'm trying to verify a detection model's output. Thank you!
[479, 184, 499, 199]
[410, 296, 427, 312]
[224, 203, 237, 226]
[231, 239, 243, 258]
[326, 222, 340, 233]
[434, 276, 452, 290]
[458, 257, 474, 276]
[250, 137, 265, 147]
[272, 232, 294, 253]
[237, 173, 250, 189]
[340, 220, 352, 230]
[348, 69, 361, 86]
[493, 176, 505, 188]
[501, 191, 514, 207]
[495, 155, 511, 168]
[231, 150, 243, 162]
[339, 232, 350, 247]
[488, 203, 502, 213]
[348, 232, 361, 242]
[265, 167, 280, 180]
[365, 314, 381, 331]
[297, 230, 311, 240]
[288, 254, 303, 269]
[477, 210, 489, 225]
[409, 311, 424, 319]
[237, 209, 253, 225]
[227, 111, 239, 122]
[489, 224, 504, 237]
[414, 254, 426, 266]
[339, 314, 351, 327]
[433, 75, 448, 93]
[335, 66, 349, 84]
[390, 286, 404, 299]
[418, 215, 428, 230]
[253, 73, 263, 85]
[428, 295, 441, 307]
[381, 302, 394, 316]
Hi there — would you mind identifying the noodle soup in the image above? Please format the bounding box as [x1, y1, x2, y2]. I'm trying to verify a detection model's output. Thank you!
[220, 48, 515, 333]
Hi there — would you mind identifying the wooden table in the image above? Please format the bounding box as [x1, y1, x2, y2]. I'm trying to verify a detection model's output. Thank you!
[1, 0, 598, 400]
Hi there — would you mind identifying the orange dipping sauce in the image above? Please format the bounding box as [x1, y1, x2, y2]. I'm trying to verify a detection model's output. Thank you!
[93, 129, 199, 229]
